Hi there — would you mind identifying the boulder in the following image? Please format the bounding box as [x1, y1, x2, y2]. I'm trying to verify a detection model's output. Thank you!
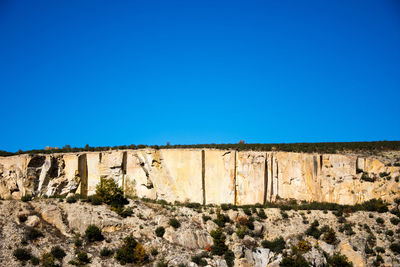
[25, 215, 40, 227]
[337, 240, 366, 267]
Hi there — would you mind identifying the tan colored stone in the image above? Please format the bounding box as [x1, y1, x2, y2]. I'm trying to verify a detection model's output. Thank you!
[337, 240, 366, 267]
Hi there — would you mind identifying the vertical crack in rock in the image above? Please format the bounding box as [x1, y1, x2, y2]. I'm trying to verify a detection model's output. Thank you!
[201, 150, 206, 205]
[234, 150, 237, 205]
[313, 155, 318, 177]
[270, 153, 274, 202]
[320, 155, 323, 171]
[78, 154, 88, 197]
[276, 160, 279, 198]
[263, 153, 268, 204]
[122, 152, 127, 194]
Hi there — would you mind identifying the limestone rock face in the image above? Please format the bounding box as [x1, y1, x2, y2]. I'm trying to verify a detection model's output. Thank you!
[0, 149, 399, 205]
[337, 240, 366, 267]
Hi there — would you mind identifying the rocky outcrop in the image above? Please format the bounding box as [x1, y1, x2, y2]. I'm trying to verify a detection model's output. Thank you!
[0, 149, 399, 205]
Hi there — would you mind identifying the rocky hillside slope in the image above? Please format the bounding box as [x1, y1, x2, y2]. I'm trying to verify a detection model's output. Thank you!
[1, 197, 400, 266]
[1, 149, 400, 205]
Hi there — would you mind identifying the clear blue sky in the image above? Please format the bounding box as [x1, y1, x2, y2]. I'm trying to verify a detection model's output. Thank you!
[1, 0, 399, 152]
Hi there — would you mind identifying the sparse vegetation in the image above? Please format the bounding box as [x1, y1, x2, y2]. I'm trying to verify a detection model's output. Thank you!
[168, 218, 181, 229]
[155, 226, 165, 237]
[261, 237, 286, 253]
[100, 247, 114, 257]
[66, 195, 78, 203]
[328, 252, 353, 267]
[4, 141, 399, 157]
[50, 246, 66, 260]
[13, 248, 31, 261]
[390, 243, 400, 254]
[85, 225, 104, 242]
[24, 227, 43, 241]
[21, 195, 32, 202]
[115, 235, 148, 265]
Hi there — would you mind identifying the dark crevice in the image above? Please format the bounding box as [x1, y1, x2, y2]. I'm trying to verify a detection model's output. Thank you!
[276, 160, 279, 197]
[202, 150, 206, 206]
[270, 154, 274, 202]
[78, 154, 88, 197]
[28, 156, 46, 168]
[263, 153, 268, 204]
[48, 157, 59, 178]
[313, 155, 318, 176]
[122, 152, 127, 175]
[320, 155, 323, 171]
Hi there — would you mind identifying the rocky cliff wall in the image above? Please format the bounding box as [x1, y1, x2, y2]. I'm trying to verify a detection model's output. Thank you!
[0, 149, 399, 205]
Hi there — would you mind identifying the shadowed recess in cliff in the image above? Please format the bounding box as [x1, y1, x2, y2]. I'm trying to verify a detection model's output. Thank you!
[28, 156, 46, 168]
[78, 154, 88, 197]
[202, 150, 206, 205]
[264, 153, 268, 205]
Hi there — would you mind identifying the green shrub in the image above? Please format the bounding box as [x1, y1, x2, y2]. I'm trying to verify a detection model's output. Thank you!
[112, 206, 133, 218]
[257, 208, 267, 219]
[88, 194, 102, 205]
[386, 230, 394, 236]
[85, 225, 104, 242]
[30, 255, 40, 265]
[151, 248, 158, 256]
[202, 215, 211, 223]
[95, 178, 128, 208]
[280, 253, 310, 267]
[13, 248, 31, 261]
[305, 220, 322, 239]
[155, 226, 165, 237]
[224, 250, 235, 267]
[365, 245, 374, 255]
[339, 223, 355, 236]
[297, 240, 311, 253]
[115, 235, 148, 265]
[281, 211, 289, 219]
[375, 246, 385, 253]
[390, 217, 400, 225]
[379, 172, 390, 178]
[66, 195, 78, 203]
[367, 233, 377, 247]
[42, 252, 57, 267]
[376, 217, 384, 224]
[261, 237, 286, 253]
[76, 250, 90, 264]
[214, 211, 231, 227]
[50, 246, 66, 259]
[100, 247, 113, 257]
[24, 227, 43, 241]
[373, 254, 384, 267]
[168, 218, 181, 229]
[329, 252, 353, 267]
[322, 227, 337, 244]
[361, 172, 375, 182]
[191, 255, 207, 266]
[242, 207, 252, 216]
[359, 199, 388, 213]
[21, 195, 32, 202]
[390, 243, 400, 254]
[210, 228, 228, 256]
[236, 225, 248, 239]
[221, 203, 236, 211]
